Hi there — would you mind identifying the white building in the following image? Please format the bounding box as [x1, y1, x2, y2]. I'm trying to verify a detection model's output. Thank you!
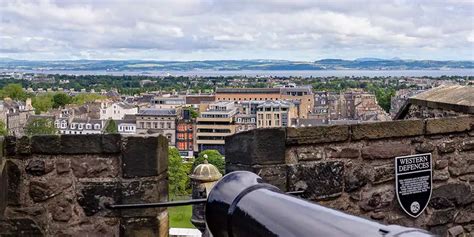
[55, 118, 103, 134]
[100, 102, 138, 120]
[117, 115, 137, 135]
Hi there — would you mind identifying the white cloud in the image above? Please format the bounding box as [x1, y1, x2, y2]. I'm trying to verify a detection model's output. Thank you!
[0, 0, 473, 60]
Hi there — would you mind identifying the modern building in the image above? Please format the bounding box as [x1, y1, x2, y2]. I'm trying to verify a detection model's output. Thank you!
[195, 101, 237, 155]
[151, 96, 186, 109]
[135, 109, 177, 145]
[256, 100, 297, 128]
[280, 86, 314, 119]
[215, 88, 281, 101]
[176, 109, 195, 157]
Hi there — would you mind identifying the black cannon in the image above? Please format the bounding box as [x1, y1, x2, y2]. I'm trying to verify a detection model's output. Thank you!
[205, 171, 434, 237]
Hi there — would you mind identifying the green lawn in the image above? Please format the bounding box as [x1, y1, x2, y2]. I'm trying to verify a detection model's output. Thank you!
[169, 205, 194, 228]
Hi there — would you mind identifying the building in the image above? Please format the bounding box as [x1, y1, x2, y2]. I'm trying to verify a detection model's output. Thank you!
[176, 109, 195, 157]
[56, 118, 103, 135]
[136, 109, 177, 145]
[235, 114, 256, 133]
[390, 89, 425, 119]
[256, 100, 297, 128]
[280, 86, 314, 119]
[151, 96, 186, 109]
[2, 98, 34, 136]
[117, 115, 137, 135]
[215, 88, 281, 101]
[195, 101, 237, 155]
[185, 95, 216, 106]
[100, 101, 138, 120]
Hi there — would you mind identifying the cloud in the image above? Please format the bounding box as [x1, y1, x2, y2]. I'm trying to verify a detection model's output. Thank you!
[0, 0, 473, 60]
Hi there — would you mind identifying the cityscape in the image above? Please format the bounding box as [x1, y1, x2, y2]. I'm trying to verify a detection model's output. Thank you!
[0, 0, 473, 237]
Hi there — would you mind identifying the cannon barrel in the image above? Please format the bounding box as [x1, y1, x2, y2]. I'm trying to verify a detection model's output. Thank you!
[205, 171, 434, 237]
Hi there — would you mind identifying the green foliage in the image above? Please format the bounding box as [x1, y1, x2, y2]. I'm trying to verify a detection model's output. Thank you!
[32, 94, 54, 114]
[0, 84, 27, 101]
[52, 93, 72, 108]
[25, 118, 57, 136]
[104, 119, 118, 134]
[371, 88, 396, 113]
[193, 149, 225, 174]
[0, 121, 7, 136]
[72, 93, 106, 105]
[168, 147, 190, 196]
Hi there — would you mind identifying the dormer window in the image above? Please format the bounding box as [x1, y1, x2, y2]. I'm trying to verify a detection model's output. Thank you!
[78, 124, 83, 130]
[71, 123, 76, 129]
[86, 124, 92, 129]
[94, 124, 100, 130]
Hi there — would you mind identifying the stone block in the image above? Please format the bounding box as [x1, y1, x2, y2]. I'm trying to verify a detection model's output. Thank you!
[226, 128, 286, 165]
[102, 134, 121, 153]
[415, 142, 435, 153]
[25, 159, 53, 176]
[0, 160, 6, 216]
[287, 125, 349, 145]
[122, 136, 168, 178]
[16, 136, 30, 155]
[344, 163, 368, 192]
[361, 142, 412, 159]
[30, 135, 60, 154]
[77, 181, 121, 216]
[352, 120, 424, 140]
[359, 185, 394, 211]
[454, 204, 474, 224]
[71, 157, 119, 178]
[426, 116, 473, 135]
[288, 161, 344, 200]
[120, 179, 167, 217]
[0, 218, 44, 236]
[29, 177, 72, 202]
[427, 208, 456, 226]
[448, 154, 474, 176]
[438, 141, 456, 154]
[371, 164, 394, 184]
[326, 146, 360, 159]
[56, 159, 70, 174]
[461, 139, 474, 151]
[432, 183, 472, 206]
[296, 146, 325, 161]
[433, 168, 450, 181]
[435, 159, 449, 170]
[120, 216, 165, 237]
[49, 199, 72, 222]
[60, 134, 102, 154]
[447, 225, 465, 237]
[5, 136, 16, 156]
[6, 160, 21, 206]
[252, 165, 287, 191]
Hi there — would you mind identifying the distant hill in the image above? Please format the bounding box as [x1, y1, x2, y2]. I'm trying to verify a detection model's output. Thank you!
[0, 58, 472, 71]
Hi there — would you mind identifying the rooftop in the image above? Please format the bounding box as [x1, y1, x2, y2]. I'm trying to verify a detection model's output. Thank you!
[137, 109, 177, 116]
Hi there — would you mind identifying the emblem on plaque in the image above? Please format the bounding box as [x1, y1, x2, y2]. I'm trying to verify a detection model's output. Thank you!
[395, 153, 432, 218]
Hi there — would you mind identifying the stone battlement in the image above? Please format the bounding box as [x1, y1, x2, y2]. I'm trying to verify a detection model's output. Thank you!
[226, 115, 474, 236]
[0, 134, 169, 237]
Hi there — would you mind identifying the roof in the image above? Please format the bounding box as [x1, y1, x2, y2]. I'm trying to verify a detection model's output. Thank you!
[115, 102, 136, 109]
[138, 109, 177, 116]
[216, 88, 281, 94]
[257, 100, 293, 108]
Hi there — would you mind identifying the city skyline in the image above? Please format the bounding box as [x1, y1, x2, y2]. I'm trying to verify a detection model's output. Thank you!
[1, 0, 473, 61]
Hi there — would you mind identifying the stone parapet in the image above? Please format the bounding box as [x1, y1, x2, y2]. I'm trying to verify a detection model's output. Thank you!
[0, 134, 169, 237]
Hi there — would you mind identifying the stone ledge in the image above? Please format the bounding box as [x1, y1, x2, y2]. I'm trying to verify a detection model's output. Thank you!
[286, 125, 349, 145]
[351, 120, 424, 140]
[425, 116, 473, 135]
[122, 136, 168, 178]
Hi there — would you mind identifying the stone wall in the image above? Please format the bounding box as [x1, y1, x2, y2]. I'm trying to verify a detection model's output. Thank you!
[0, 134, 169, 237]
[226, 116, 474, 237]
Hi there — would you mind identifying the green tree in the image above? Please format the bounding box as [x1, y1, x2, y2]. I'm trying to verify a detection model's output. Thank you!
[193, 150, 225, 174]
[72, 93, 106, 105]
[52, 93, 72, 108]
[0, 121, 7, 136]
[32, 94, 53, 114]
[168, 147, 189, 196]
[1, 84, 27, 101]
[104, 119, 118, 134]
[25, 118, 57, 136]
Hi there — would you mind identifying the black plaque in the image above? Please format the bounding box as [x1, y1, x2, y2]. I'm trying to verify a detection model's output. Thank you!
[395, 153, 432, 218]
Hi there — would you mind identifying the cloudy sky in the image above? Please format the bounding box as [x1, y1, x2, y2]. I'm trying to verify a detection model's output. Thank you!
[1, 0, 473, 61]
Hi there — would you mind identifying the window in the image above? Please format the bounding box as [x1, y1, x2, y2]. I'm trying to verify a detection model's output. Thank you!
[86, 124, 91, 129]
[78, 124, 83, 130]
[167, 122, 171, 129]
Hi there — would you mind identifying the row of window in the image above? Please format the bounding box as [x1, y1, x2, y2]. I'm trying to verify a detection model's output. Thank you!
[137, 121, 174, 129]
[54, 121, 101, 130]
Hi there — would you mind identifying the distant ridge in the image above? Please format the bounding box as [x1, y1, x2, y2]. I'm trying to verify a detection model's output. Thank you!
[0, 58, 473, 71]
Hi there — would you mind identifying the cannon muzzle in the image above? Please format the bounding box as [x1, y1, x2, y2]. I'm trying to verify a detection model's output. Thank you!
[205, 171, 434, 237]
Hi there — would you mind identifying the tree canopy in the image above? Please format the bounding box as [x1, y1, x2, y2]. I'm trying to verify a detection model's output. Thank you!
[168, 147, 190, 196]
[193, 150, 225, 174]
[25, 118, 58, 136]
[0, 84, 27, 101]
[0, 121, 7, 136]
[104, 119, 118, 134]
[53, 93, 72, 108]
[32, 94, 54, 114]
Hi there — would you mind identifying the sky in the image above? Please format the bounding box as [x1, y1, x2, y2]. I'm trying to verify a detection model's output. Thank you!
[1, 0, 473, 61]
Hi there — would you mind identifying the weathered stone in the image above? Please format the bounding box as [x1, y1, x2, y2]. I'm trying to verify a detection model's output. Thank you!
[120, 180, 167, 217]
[77, 181, 121, 216]
[429, 224, 450, 237]
[5, 136, 16, 156]
[372, 164, 394, 184]
[60, 134, 102, 154]
[454, 204, 474, 224]
[433, 168, 450, 181]
[226, 128, 286, 165]
[449, 155, 474, 176]
[447, 225, 465, 237]
[326, 146, 359, 159]
[102, 134, 121, 153]
[430, 196, 455, 209]
[120, 216, 163, 237]
[426, 116, 473, 135]
[427, 208, 456, 226]
[416, 142, 435, 153]
[56, 159, 70, 174]
[5, 206, 45, 217]
[252, 165, 287, 191]
[438, 141, 456, 154]
[352, 119, 424, 140]
[122, 136, 168, 178]
[288, 161, 344, 200]
[435, 159, 449, 170]
[296, 146, 324, 161]
[16, 136, 31, 155]
[361, 142, 412, 159]
[25, 159, 53, 176]
[432, 183, 472, 206]
[359, 185, 394, 211]
[31, 135, 60, 154]
[461, 140, 474, 151]
[29, 178, 72, 202]
[51, 199, 72, 222]
[370, 212, 386, 220]
[344, 163, 368, 192]
[0, 161, 7, 216]
[287, 125, 349, 145]
[6, 160, 21, 206]
[0, 218, 44, 236]
[71, 157, 118, 178]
